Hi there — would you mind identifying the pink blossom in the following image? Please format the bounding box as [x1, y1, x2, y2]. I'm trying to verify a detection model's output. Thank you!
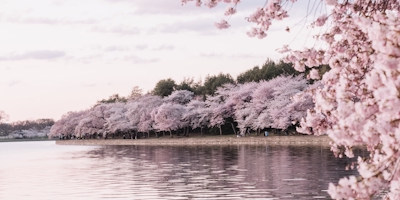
[214, 20, 230, 29]
[314, 14, 328, 27]
[224, 6, 236, 15]
[309, 69, 320, 79]
[324, 0, 337, 6]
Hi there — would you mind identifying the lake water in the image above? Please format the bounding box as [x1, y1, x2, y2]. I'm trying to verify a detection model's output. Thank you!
[0, 141, 365, 200]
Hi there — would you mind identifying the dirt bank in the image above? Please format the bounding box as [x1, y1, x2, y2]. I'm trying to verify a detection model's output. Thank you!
[56, 135, 331, 146]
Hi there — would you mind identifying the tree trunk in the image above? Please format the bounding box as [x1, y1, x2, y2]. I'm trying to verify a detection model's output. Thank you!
[219, 125, 222, 135]
[230, 122, 237, 135]
[134, 131, 138, 139]
[200, 127, 203, 136]
[230, 123, 237, 135]
[169, 130, 173, 138]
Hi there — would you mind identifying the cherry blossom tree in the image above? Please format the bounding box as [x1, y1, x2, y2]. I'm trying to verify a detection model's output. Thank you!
[182, 0, 400, 198]
[104, 102, 130, 138]
[153, 103, 186, 137]
[164, 90, 194, 105]
[74, 104, 109, 139]
[242, 75, 310, 134]
[286, 81, 320, 127]
[164, 90, 195, 136]
[11, 128, 49, 139]
[226, 82, 259, 136]
[251, 76, 290, 131]
[124, 95, 164, 138]
[137, 95, 164, 137]
[182, 98, 210, 135]
[206, 83, 238, 135]
[125, 100, 142, 139]
[49, 110, 87, 139]
[265, 75, 308, 130]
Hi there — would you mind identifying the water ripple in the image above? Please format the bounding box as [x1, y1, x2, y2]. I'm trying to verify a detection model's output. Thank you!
[0, 141, 370, 199]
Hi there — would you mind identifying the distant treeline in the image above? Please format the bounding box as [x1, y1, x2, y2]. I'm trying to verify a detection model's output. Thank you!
[98, 59, 329, 104]
[0, 119, 55, 136]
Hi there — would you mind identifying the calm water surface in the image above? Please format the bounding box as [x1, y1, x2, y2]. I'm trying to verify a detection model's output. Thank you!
[0, 141, 365, 200]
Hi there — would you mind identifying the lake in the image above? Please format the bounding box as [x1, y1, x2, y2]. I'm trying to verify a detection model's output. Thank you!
[0, 141, 365, 199]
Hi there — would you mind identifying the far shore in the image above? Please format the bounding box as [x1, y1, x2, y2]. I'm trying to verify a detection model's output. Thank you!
[0, 138, 54, 143]
[56, 134, 332, 146]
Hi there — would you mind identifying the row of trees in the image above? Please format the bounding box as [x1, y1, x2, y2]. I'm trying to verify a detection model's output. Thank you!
[0, 118, 54, 136]
[49, 75, 315, 139]
[0, 118, 54, 138]
[7, 126, 51, 139]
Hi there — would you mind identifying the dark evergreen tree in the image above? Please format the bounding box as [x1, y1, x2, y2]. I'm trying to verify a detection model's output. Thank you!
[203, 73, 235, 96]
[152, 78, 177, 97]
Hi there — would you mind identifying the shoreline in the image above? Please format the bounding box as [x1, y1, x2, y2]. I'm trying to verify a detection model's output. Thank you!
[56, 135, 331, 146]
[0, 138, 54, 143]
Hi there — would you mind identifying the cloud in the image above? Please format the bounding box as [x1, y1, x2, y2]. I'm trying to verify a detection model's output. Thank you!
[124, 0, 291, 35]
[123, 55, 160, 64]
[104, 46, 130, 52]
[51, 0, 65, 6]
[8, 80, 22, 87]
[153, 18, 220, 35]
[199, 53, 223, 58]
[152, 44, 174, 51]
[104, 44, 148, 52]
[148, 15, 252, 35]
[228, 53, 266, 59]
[92, 26, 141, 35]
[124, 0, 270, 16]
[0, 50, 66, 61]
[134, 44, 148, 50]
[107, 0, 210, 15]
[81, 82, 97, 87]
[199, 53, 265, 59]
[66, 54, 103, 64]
[7, 16, 98, 25]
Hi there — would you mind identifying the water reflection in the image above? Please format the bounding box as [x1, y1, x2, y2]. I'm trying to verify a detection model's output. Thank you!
[0, 142, 367, 200]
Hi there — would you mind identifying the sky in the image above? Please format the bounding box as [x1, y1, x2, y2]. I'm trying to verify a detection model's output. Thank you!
[0, 0, 318, 122]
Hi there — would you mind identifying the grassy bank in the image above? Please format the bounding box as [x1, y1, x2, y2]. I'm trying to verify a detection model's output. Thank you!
[56, 134, 331, 146]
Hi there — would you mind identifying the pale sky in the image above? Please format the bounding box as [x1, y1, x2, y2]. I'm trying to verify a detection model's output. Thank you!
[0, 0, 317, 122]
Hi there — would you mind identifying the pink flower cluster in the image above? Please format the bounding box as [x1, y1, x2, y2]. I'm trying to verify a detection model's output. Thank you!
[182, 0, 400, 199]
[215, 20, 230, 29]
[224, 6, 236, 16]
[284, 3, 400, 200]
[312, 14, 328, 27]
